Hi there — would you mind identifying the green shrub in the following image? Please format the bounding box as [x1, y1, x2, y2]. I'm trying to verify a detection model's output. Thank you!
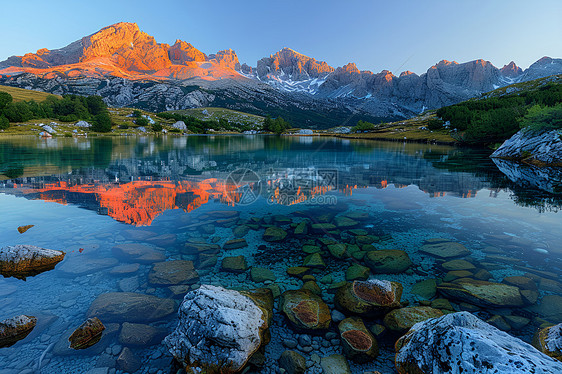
[0, 92, 13, 110]
[353, 120, 376, 132]
[135, 117, 149, 127]
[91, 113, 112, 132]
[426, 119, 444, 131]
[0, 115, 9, 130]
[151, 123, 163, 132]
[520, 103, 562, 132]
[263, 116, 290, 134]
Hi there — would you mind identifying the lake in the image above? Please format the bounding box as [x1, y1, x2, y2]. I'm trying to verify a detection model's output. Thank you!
[0, 135, 561, 374]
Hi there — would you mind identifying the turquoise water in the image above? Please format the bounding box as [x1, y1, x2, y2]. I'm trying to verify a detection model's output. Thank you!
[0, 135, 561, 374]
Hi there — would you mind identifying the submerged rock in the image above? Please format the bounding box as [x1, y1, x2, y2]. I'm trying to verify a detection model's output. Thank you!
[68, 317, 105, 350]
[111, 243, 165, 264]
[87, 292, 175, 322]
[420, 240, 470, 258]
[364, 250, 412, 273]
[0, 315, 37, 348]
[164, 285, 272, 373]
[119, 322, 165, 347]
[280, 289, 331, 332]
[278, 350, 306, 374]
[221, 255, 248, 273]
[339, 317, 378, 363]
[321, 354, 352, 374]
[533, 323, 562, 362]
[437, 278, 524, 308]
[0, 244, 65, 279]
[148, 260, 199, 285]
[383, 307, 444, 332]
[335, 280, 402, 316]
[263, 226, 287, 242]
[395, 311, 562, 374]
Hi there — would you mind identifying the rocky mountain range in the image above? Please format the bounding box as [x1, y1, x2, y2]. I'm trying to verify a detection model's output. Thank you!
[0, 22, 561, 128]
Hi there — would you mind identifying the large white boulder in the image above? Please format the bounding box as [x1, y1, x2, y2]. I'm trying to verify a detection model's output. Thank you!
[165, 285, 271, 373]
[395, 311, 562, 374]
[172, 121, 187, 131]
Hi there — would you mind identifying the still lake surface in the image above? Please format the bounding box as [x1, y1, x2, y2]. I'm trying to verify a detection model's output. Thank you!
[0, 135, 561, 374]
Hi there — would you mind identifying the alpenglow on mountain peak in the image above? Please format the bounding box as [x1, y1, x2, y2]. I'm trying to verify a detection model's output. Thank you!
[0, 22, 560, 125]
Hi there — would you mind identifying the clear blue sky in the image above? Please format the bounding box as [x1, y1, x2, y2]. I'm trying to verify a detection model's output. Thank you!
[1, 0, 560, 75]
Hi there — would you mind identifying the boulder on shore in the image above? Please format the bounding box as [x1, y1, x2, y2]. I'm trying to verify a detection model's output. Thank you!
[533, 323, 562, 362]
[395, 311, 562, 374]
[165, 285, 272, 374]
[0, 244, 65, 279]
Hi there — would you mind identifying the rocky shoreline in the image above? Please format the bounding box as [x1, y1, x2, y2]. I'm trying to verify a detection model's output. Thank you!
[2, 206, 562, 374]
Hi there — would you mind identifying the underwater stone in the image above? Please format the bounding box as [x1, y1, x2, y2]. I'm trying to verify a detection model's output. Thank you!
[280, 289, 331, 332]
[148, 260, 199, 285]
[339, 317, 379, 363]
[278, 350, 306, 374]
[345, 264, 370, 281]
[87, 292, 175, 322]
[250, 267, 276, 283]
[437, 279, 524, 308]
[335, 280, 402, 317]
[384, 307, 444, 332]
[221, 255, 248, 273]
[223, 238, 248, 250]
[410, 279, 437, 300]
[263, 226, 288, 242]
[420, 240, 470, 259]
[302, 253, 326, 269]
[364, 250, 412, 274]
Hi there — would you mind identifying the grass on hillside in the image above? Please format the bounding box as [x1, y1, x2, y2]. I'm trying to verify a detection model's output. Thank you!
[0, 85, 61, 102]
[171, 107, 265, 126]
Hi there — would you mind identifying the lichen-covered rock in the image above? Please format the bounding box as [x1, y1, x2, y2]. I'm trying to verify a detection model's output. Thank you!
[395, 311, 562, 374]
[383, 307, 443, 332]
[165, 285, 272, 373]
[335, 280, 402, 316]
[338, 317, 378, 363]
[280, 289, 331, 332]
[69, 317, 105, 350]
[533, 323, 562, 362]
[364, 250, 412, 273]
[437, 278, 524, 308]
[0, 315, 37, 348]
[0, 245, 65, 279]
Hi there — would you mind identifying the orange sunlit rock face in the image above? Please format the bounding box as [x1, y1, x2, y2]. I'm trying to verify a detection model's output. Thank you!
[0, 22, 244, 81]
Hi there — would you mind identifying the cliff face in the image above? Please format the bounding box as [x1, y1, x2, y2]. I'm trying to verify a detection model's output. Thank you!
[256, 48, 334, 81]
[0, 22, 243, 81]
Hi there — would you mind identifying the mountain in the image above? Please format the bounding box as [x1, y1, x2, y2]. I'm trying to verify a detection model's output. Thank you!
[0, 22, 561, 128]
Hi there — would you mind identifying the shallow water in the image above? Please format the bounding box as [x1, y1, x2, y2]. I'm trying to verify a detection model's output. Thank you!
[0, 135, 561, 374]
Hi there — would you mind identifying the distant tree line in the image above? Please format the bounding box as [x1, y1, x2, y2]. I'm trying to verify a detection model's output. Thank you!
[436, 82, 562, 144]
[0, 92, 112, 132]
[158, 111, 273, 133]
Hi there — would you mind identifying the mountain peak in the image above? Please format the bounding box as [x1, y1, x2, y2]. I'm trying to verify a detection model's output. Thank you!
[500, 61, 522, 78]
